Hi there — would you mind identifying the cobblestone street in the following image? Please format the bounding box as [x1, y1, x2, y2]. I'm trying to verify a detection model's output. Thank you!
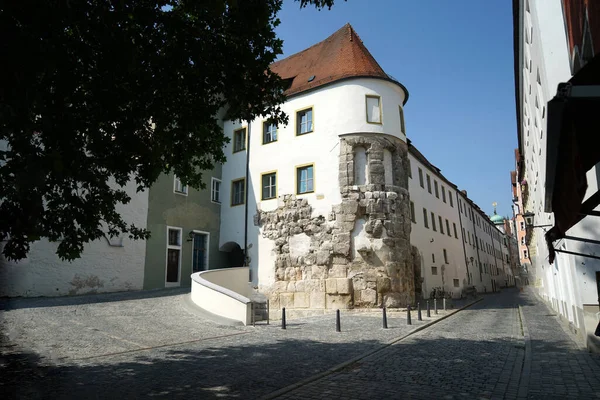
[2, 288, 600, 399]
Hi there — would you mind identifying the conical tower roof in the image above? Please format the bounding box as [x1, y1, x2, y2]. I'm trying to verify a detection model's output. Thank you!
[271, 23, 408, 101]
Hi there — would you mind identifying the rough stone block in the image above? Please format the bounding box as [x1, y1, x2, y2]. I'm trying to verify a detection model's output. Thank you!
[304, 279, 326, 292]
[326, 294, 352, 309]
[310, 292, 326, 309]
[271, 281, 287, 292]
[352, 276, 366, 290]
[316, 250, 331, 266]
[353, 290, 362, 303]
[286, 281, 296, 292]
[294, 280, 305, 293]
[362, 288, 377, 304]
[280, 292, 294, 308]
[325, 278, 338, 294]
[341, 201, 359, 214]
[294, 292, 310, 308]
[329, 265, 348, 278]
[336, 278, 353, 295]
[377, 277, 391, 293]
[332, 256, 348, 265]
[333, 242, 350, 256]
[310, 265, 327, 280]
[387, 192, 398, 200]
[270, 293, 280, 310]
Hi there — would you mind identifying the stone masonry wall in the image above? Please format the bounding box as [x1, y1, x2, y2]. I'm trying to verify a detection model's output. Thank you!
[258, 134, 419, 318]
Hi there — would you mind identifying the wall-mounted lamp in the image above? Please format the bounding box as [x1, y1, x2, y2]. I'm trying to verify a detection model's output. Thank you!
[523, 212, 552, 228]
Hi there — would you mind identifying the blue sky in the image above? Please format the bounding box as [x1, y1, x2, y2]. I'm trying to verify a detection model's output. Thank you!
[275, 0, 517, 218]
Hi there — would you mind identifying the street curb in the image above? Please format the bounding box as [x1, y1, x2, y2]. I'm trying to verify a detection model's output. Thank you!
[517, 305, 531, 399]
[261, 296, 484, 400]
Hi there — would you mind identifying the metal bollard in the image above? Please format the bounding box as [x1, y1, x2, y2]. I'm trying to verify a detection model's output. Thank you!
[336, 309, 341, 332]
[434, 298, 438, 315]
[443, 298, 446, 311]
[407, 304, 412, 325]
[427, 300, 431, 318]
[418, 302, 423, 321]
[281, 307, 287, 330]
[382, 307, 388, 329]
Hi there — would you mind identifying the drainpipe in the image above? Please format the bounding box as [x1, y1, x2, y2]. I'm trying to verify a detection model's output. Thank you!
[244, 121, 251, 280]
[456, 194, 470, 286]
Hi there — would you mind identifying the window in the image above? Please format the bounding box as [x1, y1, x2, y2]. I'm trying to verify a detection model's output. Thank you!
[431, 212, 437, 231]
[431, 266, 438, 275]
[174, 176, 188, 195]
[211, 178, 221, 203]
[432, 253, 435, 263]
[443, 249, 448, 264]
[354, 147, 368, 185]
[296, 107, 313, 135]
[233, 127, 246, 153]
[446, 219, 451, 237]
[418, 168, 424, 188]
[261, 172, 277, 200]
[366, 95, 382, 124]
[263, 122, 277, 144]
[520, 221, 525, 230]
[231, 178, 245, 206]
[423, 208, 429, 228]
[449, 193, 453, 207]
[521, 236, 525, 245]
[453, 279, 459, 288]
[442, 186, 446, 203]
[434, 181, 439, 198]
[453, 223, 458, 239]
[399, 106, 406, 134]
[166, 227, 182, 284]
[439, 216, 444, 234]
[468, 232, 471, 245]
[410, 201, 416, 223]
[408, 159, 412, 178]
[462, 227, 466, 242]
[427, 174, 432, 193]
[523, 249, 528, 258]
[296, 164, 314, 194]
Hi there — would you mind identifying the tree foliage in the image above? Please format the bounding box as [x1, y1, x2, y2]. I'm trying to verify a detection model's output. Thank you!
[0, 0, 339, 262]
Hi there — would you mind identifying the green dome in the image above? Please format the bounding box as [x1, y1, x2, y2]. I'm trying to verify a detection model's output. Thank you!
[490, 214, 504, 224]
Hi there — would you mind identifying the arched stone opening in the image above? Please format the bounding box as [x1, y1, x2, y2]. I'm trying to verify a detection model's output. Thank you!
[219, 241, 245, 268]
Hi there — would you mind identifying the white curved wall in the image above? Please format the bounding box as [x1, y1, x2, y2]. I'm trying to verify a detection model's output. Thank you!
[218, 78, 407, 288]
[0, 179, 148, 297]
[190, 267, 252, 325]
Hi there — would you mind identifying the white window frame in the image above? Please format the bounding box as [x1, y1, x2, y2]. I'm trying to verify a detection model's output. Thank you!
[366, 95, 382, 124]
[190, 230, 210, 273]
[165, 226, 183, 287]
[174, 175, 188, 196]
[211, 177, 221, 204]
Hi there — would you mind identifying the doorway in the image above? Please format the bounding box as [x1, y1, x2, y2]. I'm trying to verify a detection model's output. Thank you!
[192, 231, 209, 273]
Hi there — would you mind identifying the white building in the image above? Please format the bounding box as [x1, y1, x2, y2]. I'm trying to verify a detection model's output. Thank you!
[514, 0, 600, 351]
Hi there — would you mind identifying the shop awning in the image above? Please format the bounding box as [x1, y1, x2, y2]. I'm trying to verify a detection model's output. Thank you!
[544, 53, 600, 263]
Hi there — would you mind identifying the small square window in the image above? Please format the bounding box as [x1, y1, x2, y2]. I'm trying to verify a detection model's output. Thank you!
[211, 178, 221, 203]
[431, 266, 438, 275]
[174, 176, 188, 195]
[261, 172, 277, 200]
[410, 201, 416, 223]
[453, 279, 459, 288]
[231, 178, 246, 206]
[366, 95, 382, 124]
[233, 128, 247, 153]
[263, 122, 278, 144]
[296, 108, 313, 135]
[296, 165, 314, 194]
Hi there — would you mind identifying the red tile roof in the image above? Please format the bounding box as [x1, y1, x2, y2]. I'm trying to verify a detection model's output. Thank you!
[270, 23, 408, 102]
